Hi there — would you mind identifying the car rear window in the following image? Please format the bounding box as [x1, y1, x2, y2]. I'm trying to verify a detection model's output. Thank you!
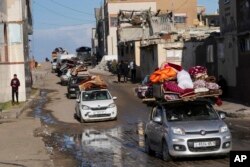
[81, 90, 111, 101]
[164, 102, 219, 122]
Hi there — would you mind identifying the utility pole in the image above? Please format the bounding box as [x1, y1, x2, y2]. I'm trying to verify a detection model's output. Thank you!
[102, 0, 106, 56]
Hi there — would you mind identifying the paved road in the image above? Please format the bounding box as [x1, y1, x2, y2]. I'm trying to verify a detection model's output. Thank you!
[32, 63, 250, 167]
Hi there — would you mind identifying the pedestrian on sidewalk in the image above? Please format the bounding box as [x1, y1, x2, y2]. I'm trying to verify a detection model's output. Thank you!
[123, 61, 129, 82]
[10, 74, 20, 105]
[116, 61, 124, 83]
[129, 60, 136, 82]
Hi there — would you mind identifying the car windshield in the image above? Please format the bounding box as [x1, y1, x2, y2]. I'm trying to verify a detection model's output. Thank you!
[164, 102, 219, 122]
[81, 90, 111, 101]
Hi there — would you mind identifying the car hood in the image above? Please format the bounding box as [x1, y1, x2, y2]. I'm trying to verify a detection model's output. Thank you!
[168, 120, 226, 132]
[81, 99, 114, 108]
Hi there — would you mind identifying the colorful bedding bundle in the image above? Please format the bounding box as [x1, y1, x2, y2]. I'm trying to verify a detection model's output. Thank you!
[149, 62, 221, 101]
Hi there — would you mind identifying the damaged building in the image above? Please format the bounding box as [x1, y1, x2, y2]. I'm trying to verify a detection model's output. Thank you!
[117, 7, 220, 80]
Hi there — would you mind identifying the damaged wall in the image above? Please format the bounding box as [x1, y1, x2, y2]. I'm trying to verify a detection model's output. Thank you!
[118, 27, 150, 42]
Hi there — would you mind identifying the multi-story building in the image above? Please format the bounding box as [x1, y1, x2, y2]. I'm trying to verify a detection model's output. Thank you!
[0, 0, 33, 103]
[219, 0, 250, 103]
[236, 0, 250, 103]
[218, 0, 238, 100]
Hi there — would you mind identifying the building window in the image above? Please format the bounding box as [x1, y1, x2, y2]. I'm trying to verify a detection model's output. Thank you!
[245, 38, 250, 51]
[110, 17, 118, 27]
[224, 0, 230, 4]
[239, 38, 250, 52]
[174, 13, 187, 24]
[0, 24, 4, 45]
[217, 43, 225, 59]
[207, 45, 214, 63]
[8, 24, 22, 44]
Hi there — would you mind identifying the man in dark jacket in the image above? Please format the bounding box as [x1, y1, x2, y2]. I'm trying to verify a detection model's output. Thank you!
[116, 61, 123, 83]
[10, 74, 20, 104]
[123, 61, 129, 82]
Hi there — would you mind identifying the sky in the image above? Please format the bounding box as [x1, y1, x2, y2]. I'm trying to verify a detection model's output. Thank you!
[32, 0, 218, 62]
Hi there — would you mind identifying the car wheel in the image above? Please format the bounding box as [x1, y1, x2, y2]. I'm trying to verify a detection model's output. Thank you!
[162, 140, 171, 161]
[79, 112, 85, 123]
[67, 93, 71, 99]
[145, 136, 155, 156]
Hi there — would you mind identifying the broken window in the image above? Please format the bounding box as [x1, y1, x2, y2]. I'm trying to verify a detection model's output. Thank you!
[8, 24, 22, 44]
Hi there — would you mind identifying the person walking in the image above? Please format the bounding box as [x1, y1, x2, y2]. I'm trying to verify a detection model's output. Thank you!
[129, 60, 136, 82]
[10, 74, 20, 105]
[123, 61, 129, 82]
[116, 61, 123, 83]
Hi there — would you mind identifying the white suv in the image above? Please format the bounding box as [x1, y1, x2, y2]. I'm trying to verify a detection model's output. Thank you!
[75, 89, 117, 122]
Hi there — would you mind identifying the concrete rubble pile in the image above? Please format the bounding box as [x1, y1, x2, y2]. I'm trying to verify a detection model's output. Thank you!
[94, 56, 109, 71]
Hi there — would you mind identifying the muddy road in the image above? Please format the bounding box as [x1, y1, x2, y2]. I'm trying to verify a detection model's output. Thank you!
[31, 65, 250, 167]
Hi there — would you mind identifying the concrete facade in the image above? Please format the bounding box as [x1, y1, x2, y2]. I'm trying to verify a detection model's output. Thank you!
[140, 39, 202, 79]
[155, 0, 197, 28]
[235, 0, 250, 103]
[0, 0, 32, 103]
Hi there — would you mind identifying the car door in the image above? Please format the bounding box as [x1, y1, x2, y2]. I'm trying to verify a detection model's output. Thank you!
[75, 92, 81, 116]
[149, 106, 164, 151]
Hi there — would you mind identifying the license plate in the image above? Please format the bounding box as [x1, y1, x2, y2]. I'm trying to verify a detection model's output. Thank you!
[194, 141, 216, 148]
[93, 111, 106, 115]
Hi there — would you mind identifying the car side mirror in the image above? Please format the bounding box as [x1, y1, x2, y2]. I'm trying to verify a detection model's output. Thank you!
[113, 97, 117, 100]
[153, 116, 162, 124]
[76, 99, 80, 103]
[218, 111, 226, 119]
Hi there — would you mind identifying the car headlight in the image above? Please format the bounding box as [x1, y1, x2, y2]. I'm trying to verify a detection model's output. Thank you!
[172, 127, 185, 135]
[220, 125, 229, 133]
[108, 103, 116, 108]
[70, 88, 75, 91]
[82, 105, 90, 110]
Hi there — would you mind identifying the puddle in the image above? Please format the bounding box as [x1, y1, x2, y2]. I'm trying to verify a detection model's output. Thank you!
[52, 121, 151, 166]
[33, 89, 57, 124]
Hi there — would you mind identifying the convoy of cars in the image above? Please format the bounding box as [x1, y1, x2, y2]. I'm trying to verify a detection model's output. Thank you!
[51, 51, 118, 123]
[51, 54, 231, 162]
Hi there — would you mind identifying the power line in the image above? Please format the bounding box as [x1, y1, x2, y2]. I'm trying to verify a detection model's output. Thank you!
[37, 21, 96, 27]
[33, 0, 94, 22]
[49, 0, 93, 16]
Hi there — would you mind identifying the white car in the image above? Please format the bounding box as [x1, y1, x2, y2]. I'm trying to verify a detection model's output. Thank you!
[75, 89, 117, 122]
[60, 69, 71, 85]
[51, 58, 57, 73]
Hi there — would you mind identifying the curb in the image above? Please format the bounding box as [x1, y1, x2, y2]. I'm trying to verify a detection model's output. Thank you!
[0, 89, 40, 120]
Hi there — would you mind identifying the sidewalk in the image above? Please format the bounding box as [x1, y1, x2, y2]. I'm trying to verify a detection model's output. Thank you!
[214, 100, 250, 118]
[0, 62, 54, 167]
